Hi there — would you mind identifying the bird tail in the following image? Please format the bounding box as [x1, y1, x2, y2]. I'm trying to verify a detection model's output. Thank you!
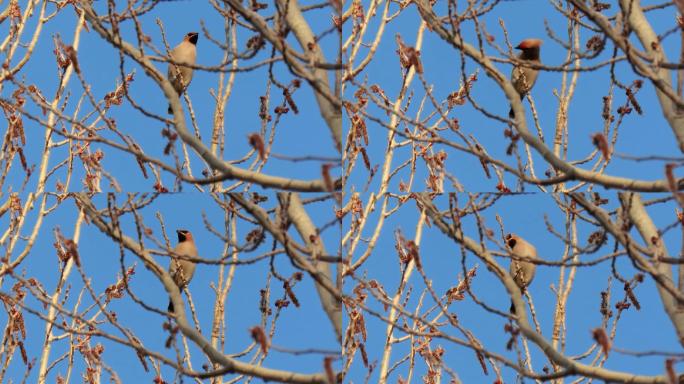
[509, 93, 525, 119]
[168, 300, 175, 313]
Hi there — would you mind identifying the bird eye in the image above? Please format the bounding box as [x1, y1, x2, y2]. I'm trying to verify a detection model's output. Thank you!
[507, 238, 517, 248]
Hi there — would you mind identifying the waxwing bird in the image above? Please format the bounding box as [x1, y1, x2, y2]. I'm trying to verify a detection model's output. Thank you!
[167, 32, 198, 114]
[506, 233, 538, 313]
[509, 38, 542, 118]
[168, 229, 198, 312]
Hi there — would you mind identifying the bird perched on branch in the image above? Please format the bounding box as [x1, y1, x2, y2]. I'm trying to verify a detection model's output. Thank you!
[509, 38, 542, 118]
[167, 32, 198, 114]
[506, 233, 538, 313]
[168, 229, 198, 312]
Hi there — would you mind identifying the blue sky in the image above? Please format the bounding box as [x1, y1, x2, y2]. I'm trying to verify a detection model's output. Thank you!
[5, 0, 340, 193]
[346, 193, 682, 382]
[4, 0, 684, 382]
[346, 0, 680, 192]
[0, 192, 341, 382]
[2, 0, 343, 381]
[343, 0, 684, 382]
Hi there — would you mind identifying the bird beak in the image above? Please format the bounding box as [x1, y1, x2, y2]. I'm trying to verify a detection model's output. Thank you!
[505, 234, 516, 248]
[176, 230, 186, 242]
[188, 32, 199, 45]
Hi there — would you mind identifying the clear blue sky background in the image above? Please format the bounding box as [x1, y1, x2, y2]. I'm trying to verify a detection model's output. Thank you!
[347, 0, 680, 193]
[4, 0, 684, 382]
[3, 0, 342, 381]
[348, 193, 682, 383]
[0, 193, 341, 382]
[344, 0, 684, 382]
[6, 0, 340, 193]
